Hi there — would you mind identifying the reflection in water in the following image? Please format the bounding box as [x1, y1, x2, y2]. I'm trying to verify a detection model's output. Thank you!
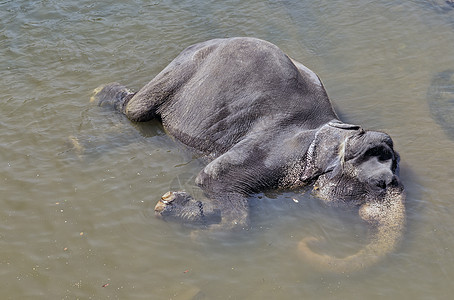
[1, 0, 454, 299]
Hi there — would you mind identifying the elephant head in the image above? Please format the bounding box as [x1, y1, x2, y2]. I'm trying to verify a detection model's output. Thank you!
[298, 122, 406, 273]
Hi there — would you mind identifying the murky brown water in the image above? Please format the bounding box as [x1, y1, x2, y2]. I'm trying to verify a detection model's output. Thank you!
[1, 0, 454, 299]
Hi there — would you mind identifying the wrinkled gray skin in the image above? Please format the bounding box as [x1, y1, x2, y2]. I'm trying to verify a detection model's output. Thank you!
[93, 37, 405, 273]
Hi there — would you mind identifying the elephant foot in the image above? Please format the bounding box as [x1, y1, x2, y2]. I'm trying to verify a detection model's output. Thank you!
[90, 82, 135, 112]
[68, 135, 85, 156]
[155, 191, 221, 226]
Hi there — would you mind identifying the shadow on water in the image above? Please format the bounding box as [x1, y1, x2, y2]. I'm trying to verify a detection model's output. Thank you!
[427, 70, 454, 141]
[414, 0, 454, 29]
[397, 161, 426, 252]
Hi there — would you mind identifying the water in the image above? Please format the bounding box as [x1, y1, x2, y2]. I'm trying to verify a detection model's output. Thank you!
[1, 0, 454, 298]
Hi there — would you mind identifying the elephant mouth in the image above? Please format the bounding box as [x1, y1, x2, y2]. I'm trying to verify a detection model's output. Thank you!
[312, 169, 404, 206]
[312, 175, 365, 206]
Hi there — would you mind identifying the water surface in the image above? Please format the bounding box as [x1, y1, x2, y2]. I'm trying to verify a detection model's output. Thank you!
[1, 0, 454, 299]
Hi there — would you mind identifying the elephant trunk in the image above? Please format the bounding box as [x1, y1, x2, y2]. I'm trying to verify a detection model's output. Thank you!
[298, 188, 405, 273]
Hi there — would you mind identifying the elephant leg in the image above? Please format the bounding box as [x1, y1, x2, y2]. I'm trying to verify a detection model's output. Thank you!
[155, 144, 257, 230]
[91, 47, 199, 122]
[155, 191, 222, 226]
[154, 190, 249, 230]
[91, 82, 136, 113]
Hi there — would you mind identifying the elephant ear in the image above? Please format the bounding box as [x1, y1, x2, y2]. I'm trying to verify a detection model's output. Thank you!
[300, 123, 344, 182]
[300, 122, 363, 183]
[328, 121, 362, 131]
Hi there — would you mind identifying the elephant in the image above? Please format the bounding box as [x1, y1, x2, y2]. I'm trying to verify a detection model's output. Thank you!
[92, 37, 405, 273]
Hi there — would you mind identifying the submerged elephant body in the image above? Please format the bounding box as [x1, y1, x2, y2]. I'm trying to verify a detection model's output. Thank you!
[93, 37, 405, 272]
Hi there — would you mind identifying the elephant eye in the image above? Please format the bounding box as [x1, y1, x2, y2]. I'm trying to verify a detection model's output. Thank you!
[364, 146, 393, 161]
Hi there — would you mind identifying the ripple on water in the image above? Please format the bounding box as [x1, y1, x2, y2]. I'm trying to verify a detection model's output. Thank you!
[1, 0, 454, 298]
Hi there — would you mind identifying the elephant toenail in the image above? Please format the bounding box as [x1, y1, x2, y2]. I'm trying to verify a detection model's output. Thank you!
[161, 191, 175, 203]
